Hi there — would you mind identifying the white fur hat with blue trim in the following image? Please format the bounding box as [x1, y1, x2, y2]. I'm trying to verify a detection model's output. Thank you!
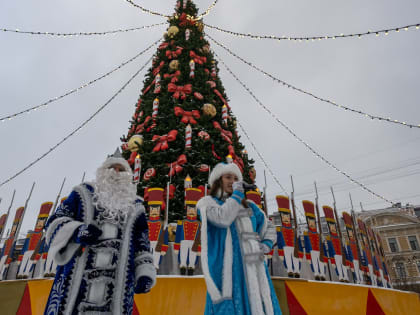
[209, 162, 243, 187]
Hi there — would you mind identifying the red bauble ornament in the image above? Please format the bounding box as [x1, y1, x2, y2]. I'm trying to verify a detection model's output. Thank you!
[143, 168, 156, 181]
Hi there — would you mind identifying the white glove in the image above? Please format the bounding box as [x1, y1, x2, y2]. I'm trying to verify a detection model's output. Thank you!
[232, 181, 244, 193]
[259, 242, 271, 254]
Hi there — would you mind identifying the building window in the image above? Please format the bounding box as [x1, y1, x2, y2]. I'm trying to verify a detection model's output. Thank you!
[395, 262, 407, 279]
[388, 238, 399, 253]
[408, 236, 419, 251]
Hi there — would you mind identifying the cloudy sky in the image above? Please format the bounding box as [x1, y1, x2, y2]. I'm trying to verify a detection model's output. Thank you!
[1, 0, 420, 236]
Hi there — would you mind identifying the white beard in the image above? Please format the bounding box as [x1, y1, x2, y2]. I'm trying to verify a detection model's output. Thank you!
[93, 167, 137, 215]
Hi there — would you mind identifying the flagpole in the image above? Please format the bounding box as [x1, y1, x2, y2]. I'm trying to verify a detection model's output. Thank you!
[51, 178, 66, 214]
[14, 183, 35, 246]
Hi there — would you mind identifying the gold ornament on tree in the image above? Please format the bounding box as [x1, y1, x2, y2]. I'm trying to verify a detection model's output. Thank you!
[167, 26, 179, 38]
[127, 135, 143, 152]
[196, 21, 204, 32]
[202, 44, 210, 54]
[169, 60, 180, 71]
[202, 103, 217, 117]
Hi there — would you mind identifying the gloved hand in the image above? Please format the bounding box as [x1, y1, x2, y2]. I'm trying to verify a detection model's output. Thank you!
[135, 276, 154, 294]
[259, 242, 271, 254]
[74, 224, 102, 246]
[232, 181, 244, 193]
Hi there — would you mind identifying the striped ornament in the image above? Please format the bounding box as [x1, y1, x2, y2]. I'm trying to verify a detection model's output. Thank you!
[185, 124, 192, 150]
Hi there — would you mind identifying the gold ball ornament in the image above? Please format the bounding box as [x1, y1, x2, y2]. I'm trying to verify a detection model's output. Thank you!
[127, 135, 143, 152]
[167, 26, 179, 38]
[249, 167, 256, 182]
[196, 21, 204, 33]
[202, 103, 217, 118]
[169, 59, 180, 71]
[202, 44, 210, 54]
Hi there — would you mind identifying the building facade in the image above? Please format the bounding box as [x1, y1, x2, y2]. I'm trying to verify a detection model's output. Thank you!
[359, 205, 420, 292]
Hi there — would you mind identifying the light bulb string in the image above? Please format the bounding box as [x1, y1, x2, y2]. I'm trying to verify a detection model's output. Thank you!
[0, 23, 166, 37]
[0, 55, 154, 188]
[204, 22, 420, 42]
[0, 39, 160, 123]
[213, 50, 392, 204]
[207, 34, 420, 129]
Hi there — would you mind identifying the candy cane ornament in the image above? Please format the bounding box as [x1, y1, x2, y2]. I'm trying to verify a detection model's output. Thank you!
[133, 154, 141, 184]
[185, 28, 191, 41]
[189, 59, 195, 78]
[154, 74, 161, 94]
[222, 104, 228, 125]
[185, 124, 192, 150]
[211, 60, 217, 78]
[152, 98, 159, 119]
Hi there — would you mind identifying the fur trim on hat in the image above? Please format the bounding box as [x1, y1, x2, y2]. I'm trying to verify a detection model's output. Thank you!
[209, 162, 242, 187]
[99, 157, 132, 175]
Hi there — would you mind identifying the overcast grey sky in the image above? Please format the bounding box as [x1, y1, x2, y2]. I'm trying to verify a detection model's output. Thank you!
[1, 0, 420, 236]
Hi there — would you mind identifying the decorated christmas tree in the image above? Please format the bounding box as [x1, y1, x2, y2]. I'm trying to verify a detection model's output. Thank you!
[121, 0, 255, 222]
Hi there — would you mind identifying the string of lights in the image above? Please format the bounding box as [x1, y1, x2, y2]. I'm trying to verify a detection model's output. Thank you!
[0, 39, 160, 123]
[0, 55, 153, 188]
[0, 23, 166, 37]
[213, 50, 393, 204]
[207, 34, 420, 129]
[236, 120, 288, 195]
[125, 0, 219, 20]
[205, 22, 420, 42]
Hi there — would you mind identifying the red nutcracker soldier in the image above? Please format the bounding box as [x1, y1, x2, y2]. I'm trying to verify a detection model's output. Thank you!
[375, 232, 392, 288]
[0, 206, 24, 280]
[276, 195, 301, 278]
[302, 200, 327, 280]
[342, 212, 363, 284]
[17, 201, 53, 279]
[368, 227, 382, 287]
[174, 188, 202, 275]
[323, 206, 348, 282]
[147, 188, 169, 269]
[357, 219, 375, 285]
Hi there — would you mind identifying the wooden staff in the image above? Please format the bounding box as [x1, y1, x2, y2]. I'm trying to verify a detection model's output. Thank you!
[314, 182, 326, 263]
[349, 193, 363, 271]
[330, 186, 347, 266]
[0, 190, 15, 241]
[290, 176, 300, 259]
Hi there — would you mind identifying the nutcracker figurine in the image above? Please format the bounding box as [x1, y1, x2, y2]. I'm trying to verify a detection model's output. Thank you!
[357, 219, 375, 285]
[302, 200, 327, 280]
[17, 202, 53, 278]
[174, 188, 202, 275]
[276, 195, 301, 278]
[342, 212, 363, 283]
[147, 188, 169, 269]
[0, 207, 24, 280]
[323, 206, 349, 282]
[368, 227, 382, 287]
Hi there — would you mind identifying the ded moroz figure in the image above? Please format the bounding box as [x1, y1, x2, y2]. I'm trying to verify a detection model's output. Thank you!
[197, 162, 282, 315]
[43, 149, 156, 314]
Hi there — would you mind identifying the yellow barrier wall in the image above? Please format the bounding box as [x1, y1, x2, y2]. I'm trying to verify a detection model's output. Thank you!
[0, 277, 418, 315]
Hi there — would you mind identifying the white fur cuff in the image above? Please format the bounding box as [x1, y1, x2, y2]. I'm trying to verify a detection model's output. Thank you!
[48, 219, 84, 266]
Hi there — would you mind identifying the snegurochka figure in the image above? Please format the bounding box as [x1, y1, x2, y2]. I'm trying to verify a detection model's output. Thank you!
[197, 162, 282, 315]
[43, 150, 156, 314]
